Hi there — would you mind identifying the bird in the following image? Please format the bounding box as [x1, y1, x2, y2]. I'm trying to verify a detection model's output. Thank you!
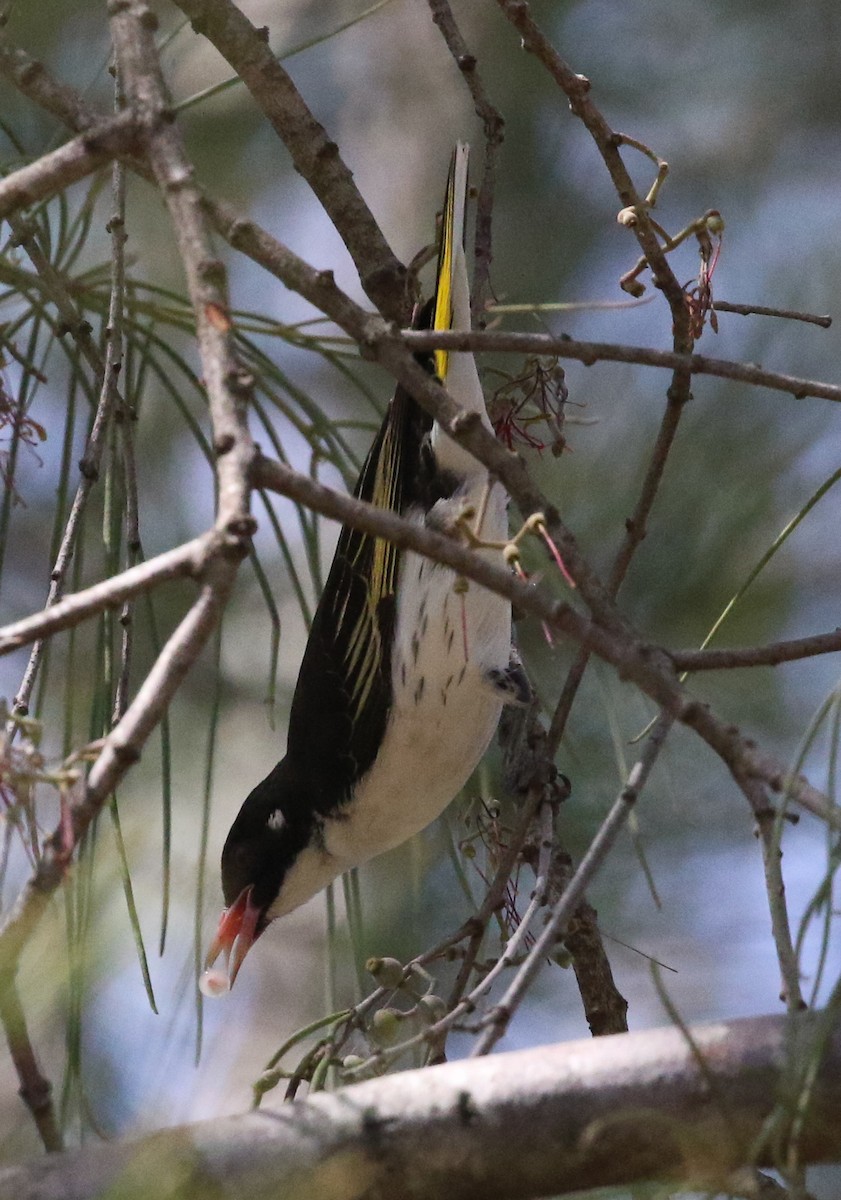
[201, 144, 530, 996]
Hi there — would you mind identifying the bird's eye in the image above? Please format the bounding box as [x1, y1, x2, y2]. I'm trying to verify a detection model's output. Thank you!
[266, 809, 285, 832]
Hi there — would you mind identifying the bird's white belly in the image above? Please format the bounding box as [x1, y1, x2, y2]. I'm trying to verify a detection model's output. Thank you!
[324, 481, 510, 869]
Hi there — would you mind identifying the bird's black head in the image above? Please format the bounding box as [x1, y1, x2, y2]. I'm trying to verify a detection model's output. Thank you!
[201, 760, 312, 995]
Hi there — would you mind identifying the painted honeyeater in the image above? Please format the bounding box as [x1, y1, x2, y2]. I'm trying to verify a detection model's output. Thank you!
[202, 144, 530, 995]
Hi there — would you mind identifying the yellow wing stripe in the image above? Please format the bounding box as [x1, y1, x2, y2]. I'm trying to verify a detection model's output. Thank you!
[343, 408, 402, 720]
[433, 142, 469, 383]
[339, 144, 470, 724]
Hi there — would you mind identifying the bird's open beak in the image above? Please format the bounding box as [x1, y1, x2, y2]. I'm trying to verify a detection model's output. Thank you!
[199, 886, 262, 996]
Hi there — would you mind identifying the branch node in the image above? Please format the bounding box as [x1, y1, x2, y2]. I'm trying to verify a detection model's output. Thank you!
[451, 410, 482, 436]
[316, 139, 339, 163]
[226, 515, 258, 540]
[112, 742, 140, 768]
[139, 6, 159, 31]
[77, 455, 99, 482]
[213, 433, 235, 456]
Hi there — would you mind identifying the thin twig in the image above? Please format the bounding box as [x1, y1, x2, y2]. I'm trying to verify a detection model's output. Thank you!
[547, 377, 687, 759]
[342, 801, 559, 1079]
[714, 300, 831, 329]
[471, 714, 673, 1055]
[168, 0, 408, 321]
[426, 0, 505, 319]
[106, 133, 131, 726]
[444, 789, 545, 1011]
[0, 981, 62, 1152]
[400, 328, 841, 405]
[8, 208, 124, 724]
[742, 777, 805, 1013]
[671, 629, 841, 672]
[500, 704, 628, 1037]
[495, 0, 691, 344]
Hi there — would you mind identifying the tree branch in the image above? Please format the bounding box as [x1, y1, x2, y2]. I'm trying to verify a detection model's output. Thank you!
[670, 629, 841, 672]
[0, 1011, 838, 1200]
[0, 109, 139, 221]
[168, 0, 409, 321]
[0, 535, 212, 657]
[426, 0, 505, 319]
[473, 714, 672, 1055]
[401, 329, 841, 404]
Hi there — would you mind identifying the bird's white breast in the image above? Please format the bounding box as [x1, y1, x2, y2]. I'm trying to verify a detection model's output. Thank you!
[322, 476, 510, 869]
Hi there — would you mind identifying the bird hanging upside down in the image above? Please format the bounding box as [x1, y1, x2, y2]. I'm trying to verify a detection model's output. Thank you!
[202, 144, 530, 996]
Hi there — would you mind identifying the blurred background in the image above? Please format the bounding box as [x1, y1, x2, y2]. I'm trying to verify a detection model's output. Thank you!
[1, 0, 840, 1192]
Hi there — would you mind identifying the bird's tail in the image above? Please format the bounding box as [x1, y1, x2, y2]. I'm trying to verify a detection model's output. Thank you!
[433, 141, 470, 384]
[429, 143, 495, 475]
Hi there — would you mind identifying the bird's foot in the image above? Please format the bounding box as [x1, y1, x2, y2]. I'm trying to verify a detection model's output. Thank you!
[503, 513, 576, 590]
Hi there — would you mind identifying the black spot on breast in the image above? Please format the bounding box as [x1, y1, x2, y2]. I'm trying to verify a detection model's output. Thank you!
[411, 631, 420, 664]
[414, 676, 426, 704]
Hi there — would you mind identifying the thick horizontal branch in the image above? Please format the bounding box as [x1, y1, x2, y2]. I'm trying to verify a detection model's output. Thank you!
[401, 329, 841, 405]
[0, 535, 211, 658]
[0, 109, 139, 221]
[1, 1011, 838, 1200]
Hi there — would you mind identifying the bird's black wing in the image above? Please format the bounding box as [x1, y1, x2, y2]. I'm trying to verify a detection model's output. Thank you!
[285, 146, 469, 818]
[284, 384, 433, 815]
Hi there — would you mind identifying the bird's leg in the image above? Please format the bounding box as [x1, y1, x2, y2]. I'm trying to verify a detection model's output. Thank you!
[456, 503, 576, 591]
[505, 513, 576, 590]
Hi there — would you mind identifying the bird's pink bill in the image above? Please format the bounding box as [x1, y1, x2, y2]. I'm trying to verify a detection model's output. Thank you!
[201, 885, 262, 996]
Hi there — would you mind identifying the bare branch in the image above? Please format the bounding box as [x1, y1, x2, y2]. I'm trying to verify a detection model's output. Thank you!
[0, 563, 238, 979]
[401, 328, 841, 404]
[0, 110, 139, 222]
[427, 0, 505, 318]
[0, 535, 212, 657]
[671, 629, 841, 672]
[715, 300, 832, 328]
[0, 983, 62, 1153]
[109, 0, 256, 532]
[495, 0, 690, 342]
[168, 0, 409, 321]
[1, 1011, 839, 1200]
[473, 713, 673, 1055]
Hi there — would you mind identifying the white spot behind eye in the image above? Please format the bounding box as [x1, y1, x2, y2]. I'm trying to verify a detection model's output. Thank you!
[267, 809, 285, 832]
